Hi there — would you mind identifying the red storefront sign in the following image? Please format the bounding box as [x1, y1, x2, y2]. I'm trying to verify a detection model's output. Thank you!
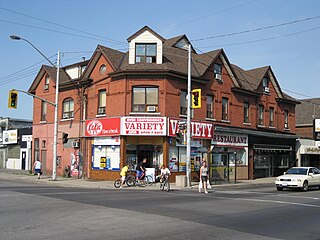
[85, 118, 120, 137]
[121, 117, 166, 135]
[168, 118, 213, 139]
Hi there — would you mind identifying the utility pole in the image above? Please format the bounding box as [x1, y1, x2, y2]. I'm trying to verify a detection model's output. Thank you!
[186, 44, 192, 187]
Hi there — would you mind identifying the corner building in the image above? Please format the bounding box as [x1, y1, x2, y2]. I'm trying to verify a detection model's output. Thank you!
[29, 26, 299, 181]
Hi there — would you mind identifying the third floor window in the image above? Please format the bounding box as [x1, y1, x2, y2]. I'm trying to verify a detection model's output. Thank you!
[135, 44, 156, 63]
[269, 107, 274, 127]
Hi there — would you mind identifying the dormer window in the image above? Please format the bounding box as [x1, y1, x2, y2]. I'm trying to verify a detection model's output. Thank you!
[135, 44, 156, 63]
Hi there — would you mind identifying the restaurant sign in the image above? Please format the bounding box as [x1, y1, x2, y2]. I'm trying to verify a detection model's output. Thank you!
[211, 132, 248, 147]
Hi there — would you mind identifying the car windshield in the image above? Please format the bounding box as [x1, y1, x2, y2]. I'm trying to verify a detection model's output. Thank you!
[286, 168, 308, 175]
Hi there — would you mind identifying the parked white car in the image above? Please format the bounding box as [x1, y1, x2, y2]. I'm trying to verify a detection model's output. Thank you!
[275, 167, 320, 191]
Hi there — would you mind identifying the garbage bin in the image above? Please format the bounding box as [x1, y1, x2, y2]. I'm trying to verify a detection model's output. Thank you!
[175, 175, 187, 187]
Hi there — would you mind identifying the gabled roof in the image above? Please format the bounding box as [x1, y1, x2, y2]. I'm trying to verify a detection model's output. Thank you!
[28, 65, 70, 93]
[127, 25, 165, 42]
[296, 98, 320, 125]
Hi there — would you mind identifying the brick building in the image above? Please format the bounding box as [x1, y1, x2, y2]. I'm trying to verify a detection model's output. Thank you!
[295, 98, 320, 168]
[28, 26, 299, 181]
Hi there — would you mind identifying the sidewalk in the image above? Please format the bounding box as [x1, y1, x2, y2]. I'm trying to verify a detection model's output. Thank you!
[0, 169, 275, 191]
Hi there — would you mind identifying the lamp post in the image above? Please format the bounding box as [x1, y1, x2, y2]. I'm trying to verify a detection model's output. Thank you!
[10, 35, 60, 181]
[186, 43, 192, 187]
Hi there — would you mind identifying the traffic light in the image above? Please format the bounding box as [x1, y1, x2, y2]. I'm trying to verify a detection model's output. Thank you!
[191, 89, 201, 108]
[8, 90, 18, 109]
[62, 133, 69, 144]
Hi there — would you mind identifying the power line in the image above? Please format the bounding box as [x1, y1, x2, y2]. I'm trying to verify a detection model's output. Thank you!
[196, 25, 320, 49]
[158, 0, 260, 32]
[191, 15, 320, 42]
[0, 19, 125, 45]
[0, 6, 126, 45]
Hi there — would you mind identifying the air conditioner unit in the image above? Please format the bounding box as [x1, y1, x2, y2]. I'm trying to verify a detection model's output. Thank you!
[44, 84, 49, 90]
[98, 107, 106, 115]
[62, 113, 69, 119]
[214, 73, 222, 81]
[146, 106, 156, 112]
[264, 87, 270, 93]
[72, 141, 80, 148]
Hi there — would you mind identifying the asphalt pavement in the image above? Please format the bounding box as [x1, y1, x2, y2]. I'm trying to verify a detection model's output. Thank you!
[0, 169, 275, 191]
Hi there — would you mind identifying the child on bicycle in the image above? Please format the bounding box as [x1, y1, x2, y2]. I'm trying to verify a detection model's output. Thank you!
[160, 164, 170, 182]
[120, 164, 129, 189]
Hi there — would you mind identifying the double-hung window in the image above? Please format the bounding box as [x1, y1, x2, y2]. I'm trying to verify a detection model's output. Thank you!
[206, 95, 214, 119]
[135, 44, 156, 63]
[98, 90, 106, 115]
[222, 97, 228, 121]
[269, 107, 274, 127]
[258, 105, 264, 125]
[284, 110, 289, 129]
[41, 101, 47, 122]
[132, 87, 158, 112]
[62, 98, 74, 119]
[214, 63, 222, 75]
[180, 90, 187, 116]
[244, 102, 249, 123]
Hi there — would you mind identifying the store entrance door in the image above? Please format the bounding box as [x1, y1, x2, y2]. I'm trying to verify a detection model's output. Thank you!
[137, 145, 153, 168]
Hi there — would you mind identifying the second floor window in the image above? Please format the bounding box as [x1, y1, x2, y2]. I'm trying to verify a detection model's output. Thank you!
[132, 87, 158, 112]
[284, 110, 289, 128]
[244, 102, 249, 123]
[180, 90, 187, 115]
[258, 105, 264, 125]
[135, 44, 156, 63]
[98, 90, 106, 115]
[206, 95, 214, 119]
[62, 98, 74, 119]
[222, 97, 228, 121]
[41, 101, 47, 122]
[269, 107, 274, 127]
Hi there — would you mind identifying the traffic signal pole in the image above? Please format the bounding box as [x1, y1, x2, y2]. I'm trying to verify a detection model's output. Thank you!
[186, 44, 192, 187]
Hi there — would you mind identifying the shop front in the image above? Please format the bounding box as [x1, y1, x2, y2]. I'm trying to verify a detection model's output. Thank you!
[167, 118, 213, 181]
[297, 139, 320, 169]
[211, 132, 248, 183]
[85, 117, 121, 180]
[121, 116, 167, 180]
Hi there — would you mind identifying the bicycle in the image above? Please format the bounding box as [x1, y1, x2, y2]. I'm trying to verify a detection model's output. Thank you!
[134, 171, 153, 187]
[114, 173, 136, 188]
[159, 174, 170, 192]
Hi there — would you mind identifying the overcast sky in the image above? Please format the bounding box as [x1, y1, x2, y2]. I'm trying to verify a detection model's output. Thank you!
[1, 0, 320, 120]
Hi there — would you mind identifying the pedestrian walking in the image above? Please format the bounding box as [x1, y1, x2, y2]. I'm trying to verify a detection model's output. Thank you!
[33, 159, 42, 179]
[199, 160, 209, 194]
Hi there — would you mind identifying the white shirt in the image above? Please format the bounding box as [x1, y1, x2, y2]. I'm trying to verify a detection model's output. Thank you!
[161, 168, 170, 175]
[34, 160, 42, 169]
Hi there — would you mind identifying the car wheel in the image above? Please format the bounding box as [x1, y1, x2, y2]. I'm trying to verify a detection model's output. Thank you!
[302, 181, 308, 191]
[276, 187, 283, 191]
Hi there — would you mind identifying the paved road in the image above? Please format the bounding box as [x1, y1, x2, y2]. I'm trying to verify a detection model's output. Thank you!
[1, 178, 320, 240]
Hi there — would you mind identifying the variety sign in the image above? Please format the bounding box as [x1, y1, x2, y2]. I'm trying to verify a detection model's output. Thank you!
[85, 118, 120, 137]
[121, 117, 166, 136]
[168, 118, 213, 139]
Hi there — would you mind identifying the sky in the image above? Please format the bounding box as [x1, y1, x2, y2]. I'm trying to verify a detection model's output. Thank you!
[1, 0, 320, 120]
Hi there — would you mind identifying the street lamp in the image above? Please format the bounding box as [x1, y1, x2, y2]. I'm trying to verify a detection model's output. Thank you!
[10, 35, 60, 181]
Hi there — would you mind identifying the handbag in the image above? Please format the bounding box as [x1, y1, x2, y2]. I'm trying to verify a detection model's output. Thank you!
[207, 179, 212, 189]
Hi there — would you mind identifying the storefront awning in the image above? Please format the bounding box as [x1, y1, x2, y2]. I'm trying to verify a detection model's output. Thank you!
[214, 126, 298, 140]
